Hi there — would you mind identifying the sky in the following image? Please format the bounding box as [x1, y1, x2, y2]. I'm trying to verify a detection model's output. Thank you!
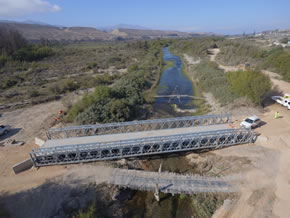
[0, 0, 290, 34]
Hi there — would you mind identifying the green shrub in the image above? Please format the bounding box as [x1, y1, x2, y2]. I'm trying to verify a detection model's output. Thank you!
[226, 70, 272, 104]
[172, 37, 224, 58]
[194, 60, 236, 105]
[49, 83, 62, 95]
[104, 99, 131, 122]
[73, 201, 100, 218]
[68, 39, 164, 124]
[12, 45, 53, 62]
[75, 100, 107, 124]
[0, 51, 8, 67]
[216, 39, 267, 66]
[95, 74, 113, 84]
[68, 86, 111, 121]
[59, 79, 79, 93]
[263, 48, 290, 81]
[28, 89, 40, 98]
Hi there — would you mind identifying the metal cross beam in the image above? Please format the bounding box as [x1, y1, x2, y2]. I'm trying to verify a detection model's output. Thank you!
[46, 114, 232, 140]
[31, 128, 254, 167]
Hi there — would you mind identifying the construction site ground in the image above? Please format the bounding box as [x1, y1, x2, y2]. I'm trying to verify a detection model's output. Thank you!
[0, 65, 290, 217]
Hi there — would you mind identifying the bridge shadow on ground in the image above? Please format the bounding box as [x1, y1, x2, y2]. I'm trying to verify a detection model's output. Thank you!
[0, 128, 21, 142]
[262, 89, 283, 108]
[0, 181, 122, 218]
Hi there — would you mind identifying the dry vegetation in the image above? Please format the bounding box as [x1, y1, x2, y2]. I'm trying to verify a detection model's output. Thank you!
[171, 37, 273, 107]
[0, 36, 157, 105]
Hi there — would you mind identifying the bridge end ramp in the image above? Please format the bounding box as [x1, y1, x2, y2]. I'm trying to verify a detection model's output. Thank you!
[12, 158, 33, 174]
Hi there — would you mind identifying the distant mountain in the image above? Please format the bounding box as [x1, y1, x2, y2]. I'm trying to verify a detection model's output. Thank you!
[22, 20, 52, 26]
[0, 22, 113, 41]
[0, 20, 51, 26]
[0, 20, 202, 42]
[99, 23, 148, 31]
[110, 28, 198, 39]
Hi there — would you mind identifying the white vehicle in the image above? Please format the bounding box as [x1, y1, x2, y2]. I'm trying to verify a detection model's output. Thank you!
[0, 125, 10, 136]
[283, 98, 290, 108]
[272, 94, 290, 109]
[240, 116, 262, 129]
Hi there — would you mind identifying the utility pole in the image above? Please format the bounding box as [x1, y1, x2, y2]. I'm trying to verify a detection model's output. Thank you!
[154, 184, 160, 202]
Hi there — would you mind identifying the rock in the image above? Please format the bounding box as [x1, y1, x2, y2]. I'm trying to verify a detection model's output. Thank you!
[111, 186, 121, 201]
[185, 153, 207, 166]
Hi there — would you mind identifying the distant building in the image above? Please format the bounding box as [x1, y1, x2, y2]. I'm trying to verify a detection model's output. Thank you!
[288, 41, 290, 44]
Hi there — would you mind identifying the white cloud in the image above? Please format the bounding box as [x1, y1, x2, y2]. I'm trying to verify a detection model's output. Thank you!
[0, 0, 61, 17]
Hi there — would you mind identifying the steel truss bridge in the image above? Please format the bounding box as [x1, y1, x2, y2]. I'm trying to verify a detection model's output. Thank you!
[30, 114, 255, 167]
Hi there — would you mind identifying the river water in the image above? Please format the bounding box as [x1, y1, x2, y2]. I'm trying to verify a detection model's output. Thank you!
[154, 47, 195, 116]
[120, 49, 205, 217]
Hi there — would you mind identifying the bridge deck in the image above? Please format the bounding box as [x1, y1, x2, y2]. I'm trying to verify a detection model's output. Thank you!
[109, 168, 234, 194]
[43, 124, 230, 148]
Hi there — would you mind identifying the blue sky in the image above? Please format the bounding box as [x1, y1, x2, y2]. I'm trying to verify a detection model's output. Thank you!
[1, 0, 290, 34]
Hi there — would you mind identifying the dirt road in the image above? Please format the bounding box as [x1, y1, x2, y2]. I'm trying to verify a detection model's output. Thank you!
[0, 100, 67, 193]
[208, 48, 290, 218]
[209, 48, 239, 72]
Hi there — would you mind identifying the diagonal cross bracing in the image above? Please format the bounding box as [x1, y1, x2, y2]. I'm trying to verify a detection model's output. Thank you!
[30, 128, 255, 167]
[46, 114, 232, 139]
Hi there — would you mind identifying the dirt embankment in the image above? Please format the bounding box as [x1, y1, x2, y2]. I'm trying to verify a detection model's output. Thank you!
[209, 49, 290, 218]
[0, 100, 67, 193]
[183, 49, 290, 217]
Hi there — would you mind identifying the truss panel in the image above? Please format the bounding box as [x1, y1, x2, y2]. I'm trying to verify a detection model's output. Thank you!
[46, 114, 232, 139]
[31, 128, 254, 167]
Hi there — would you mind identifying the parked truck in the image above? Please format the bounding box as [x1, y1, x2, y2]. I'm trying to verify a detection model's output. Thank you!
[272, 94, 290, 109]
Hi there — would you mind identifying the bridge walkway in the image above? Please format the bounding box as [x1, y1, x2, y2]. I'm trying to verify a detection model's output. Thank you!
[43, 124, 230, 148]
[109, 168, 235, 194]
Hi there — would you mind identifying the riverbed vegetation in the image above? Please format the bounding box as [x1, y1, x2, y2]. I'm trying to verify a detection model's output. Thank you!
[226, 69, 272, 104]
[216, 38, 290, 81]
[163, 60, 174, 70]
[193, 60, 271, 105]
[193, 60, 236, 106]
[0, 30, 162, 104]
[171, 37, 273, 106]
[67, 40, 165, 124]
[172, 37, 223, 58]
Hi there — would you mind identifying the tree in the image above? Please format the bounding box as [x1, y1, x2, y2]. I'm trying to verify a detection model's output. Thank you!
[104, 99, 131, 122]
[0, 29, 26, 55]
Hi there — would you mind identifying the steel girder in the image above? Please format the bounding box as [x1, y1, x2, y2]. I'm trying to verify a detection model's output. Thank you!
[30, 128, 254, 167]
[46, 114, 232, 139]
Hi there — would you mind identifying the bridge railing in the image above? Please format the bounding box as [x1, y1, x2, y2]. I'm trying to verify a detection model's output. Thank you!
[31, 127, 254, 167]
[46, 114, 232, 139]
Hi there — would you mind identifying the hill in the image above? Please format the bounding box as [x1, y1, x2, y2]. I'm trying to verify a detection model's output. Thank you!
[0, 22, 112, 42]
[0, 21, 196, 42]
[111, 28, 194, 39]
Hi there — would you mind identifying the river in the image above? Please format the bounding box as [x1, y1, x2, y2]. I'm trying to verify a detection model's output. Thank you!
[153, 47, 195, 116]
[120, 49, 206, 217]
